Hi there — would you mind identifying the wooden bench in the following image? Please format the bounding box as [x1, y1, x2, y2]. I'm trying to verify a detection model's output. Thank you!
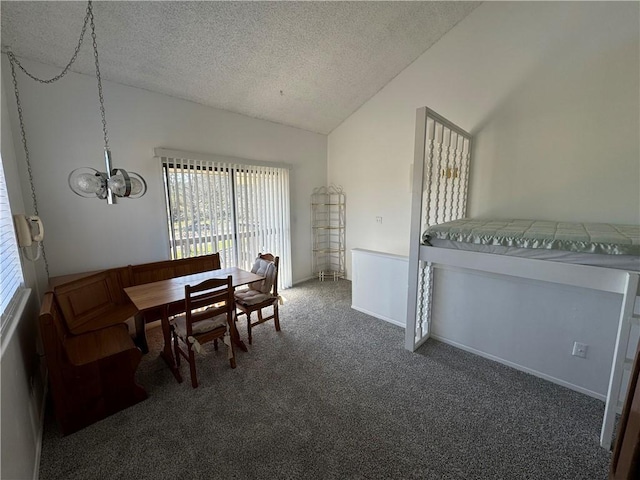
[42, 253, 221, 434]
[39, 292, 147, 435]
[49, 254, 222, 351]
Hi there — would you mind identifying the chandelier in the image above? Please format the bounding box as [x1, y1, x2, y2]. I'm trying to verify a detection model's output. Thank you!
[7, 0, 147, 205]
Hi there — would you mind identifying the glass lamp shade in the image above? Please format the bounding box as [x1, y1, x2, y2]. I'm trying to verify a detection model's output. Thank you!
[128, 174, 147, 197]
[68, 168, 107, 198]
[107, 171, 129, 197]
[108, 170, 147, 198]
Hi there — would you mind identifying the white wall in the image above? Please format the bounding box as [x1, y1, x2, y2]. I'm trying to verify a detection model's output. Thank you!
[1, 80, 46, 480]
[351, 249, 408, 327]
[328, 2, 640, 273]
[330, 2, 639, 399]
[431, 268, 623, 399]
[1, 58, 327, 283]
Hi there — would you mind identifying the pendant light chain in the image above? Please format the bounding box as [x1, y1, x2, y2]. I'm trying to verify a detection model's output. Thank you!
[89, 3, 109, 151]
[7, 0, 146, 210]
[8, 53, 50, 280]
[3, 1, 97, 280]
[5, 1, 92, 85]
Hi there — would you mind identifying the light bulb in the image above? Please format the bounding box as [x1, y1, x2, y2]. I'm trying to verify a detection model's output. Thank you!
[108, 174, 128, 197]
[68, 168, 105, 198]
[130, 177, 143, 196]
[76, 173, 101, 193]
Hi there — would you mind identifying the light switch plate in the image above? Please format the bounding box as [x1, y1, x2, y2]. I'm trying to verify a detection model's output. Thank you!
[572, 342, 588, 358]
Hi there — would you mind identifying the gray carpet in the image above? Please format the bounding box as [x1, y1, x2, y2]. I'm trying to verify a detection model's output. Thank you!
[39, 279, 611, 480]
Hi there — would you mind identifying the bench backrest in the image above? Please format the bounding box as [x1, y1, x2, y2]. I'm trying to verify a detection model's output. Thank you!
[53, 269, 135, 335]
[40, 292, 70, 353]
[129, 253, 221, 285]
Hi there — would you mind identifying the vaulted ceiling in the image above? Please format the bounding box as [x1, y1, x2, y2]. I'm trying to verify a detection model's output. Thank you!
[1, 1, 479, 134]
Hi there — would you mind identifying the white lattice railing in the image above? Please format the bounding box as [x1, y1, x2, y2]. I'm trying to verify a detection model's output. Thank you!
[406, 107, 473, 350]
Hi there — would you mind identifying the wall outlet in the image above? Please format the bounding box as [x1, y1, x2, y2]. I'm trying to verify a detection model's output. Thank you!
[375, 216, 383, 224]
[572, 342, 588, 358]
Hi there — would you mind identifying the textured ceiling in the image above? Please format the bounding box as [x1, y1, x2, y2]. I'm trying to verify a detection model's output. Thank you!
[1, 1, 479, 134]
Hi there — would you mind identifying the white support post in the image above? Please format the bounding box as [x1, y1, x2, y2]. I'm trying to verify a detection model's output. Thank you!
[600, 272, 640, 449]
[405, 108, 428, 351]
[406, 107, 472, 351]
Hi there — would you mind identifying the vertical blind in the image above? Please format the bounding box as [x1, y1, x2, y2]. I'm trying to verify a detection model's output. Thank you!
[160, 153, 292, 289]
[0, 154, 25, 323]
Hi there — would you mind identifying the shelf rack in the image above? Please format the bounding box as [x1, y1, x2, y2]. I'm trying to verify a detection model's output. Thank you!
[312, 186, 345, 281]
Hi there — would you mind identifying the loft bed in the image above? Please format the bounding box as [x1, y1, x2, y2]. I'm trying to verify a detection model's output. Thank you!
[404, 107, 640, 450]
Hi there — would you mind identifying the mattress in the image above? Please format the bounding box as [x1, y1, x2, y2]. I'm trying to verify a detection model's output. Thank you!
[422, 219, 640, 271]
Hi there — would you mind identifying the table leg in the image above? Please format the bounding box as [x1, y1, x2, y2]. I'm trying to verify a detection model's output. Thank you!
[231, 311, 248, 352]
[159, 306, 182, 383]
[133, 313, 149, 354]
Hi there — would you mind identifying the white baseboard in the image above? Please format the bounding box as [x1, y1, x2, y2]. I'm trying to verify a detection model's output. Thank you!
[293, 275, 351, 286]
[430, 334, 607, 402]
[351, 305, 405, 328]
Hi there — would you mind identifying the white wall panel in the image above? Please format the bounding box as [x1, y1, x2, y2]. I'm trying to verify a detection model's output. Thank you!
[351, 248, 408, 327]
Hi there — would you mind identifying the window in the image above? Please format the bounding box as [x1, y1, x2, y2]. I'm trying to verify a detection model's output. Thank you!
[0, 154, 25, 330]
[160, 151, 292, 289]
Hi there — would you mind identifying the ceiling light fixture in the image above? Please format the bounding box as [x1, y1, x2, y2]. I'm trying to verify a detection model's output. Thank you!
[6, 0, 146, 205]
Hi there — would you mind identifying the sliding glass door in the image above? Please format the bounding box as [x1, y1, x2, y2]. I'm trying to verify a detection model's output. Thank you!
[161, 155, 291, 288]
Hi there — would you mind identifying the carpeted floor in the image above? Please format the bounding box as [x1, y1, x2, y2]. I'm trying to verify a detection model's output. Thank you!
[39, 279, 611, 479]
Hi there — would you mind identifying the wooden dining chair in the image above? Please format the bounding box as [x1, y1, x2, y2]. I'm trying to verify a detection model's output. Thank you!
[170, 275, 236, 388]
[234, 253, 280, 345]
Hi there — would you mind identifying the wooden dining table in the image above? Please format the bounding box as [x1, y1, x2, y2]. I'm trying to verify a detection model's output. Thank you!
[124, 266, 263, 383]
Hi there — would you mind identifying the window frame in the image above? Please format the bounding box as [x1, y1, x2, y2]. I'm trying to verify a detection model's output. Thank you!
[158, 149, 292, 289]
[0, 153, 29, 355]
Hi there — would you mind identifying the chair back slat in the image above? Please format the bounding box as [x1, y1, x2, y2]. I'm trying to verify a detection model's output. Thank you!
[184, 276, 233, 334]
[186, 287, 229, 312]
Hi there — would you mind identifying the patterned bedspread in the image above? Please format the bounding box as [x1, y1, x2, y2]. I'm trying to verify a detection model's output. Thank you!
[422, 219, 640, 256]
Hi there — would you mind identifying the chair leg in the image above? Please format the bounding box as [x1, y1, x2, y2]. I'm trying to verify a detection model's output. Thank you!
[273, 304, 281, 332]
[213, 339, 218, 351]
[188, 345, 198, 388]
[247, 312, 252, 345]
[228, 341, 236, 369]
